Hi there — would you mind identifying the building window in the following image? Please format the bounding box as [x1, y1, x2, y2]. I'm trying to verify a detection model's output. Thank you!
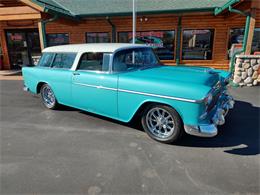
[182, 29, 214, 60]
[52, 53, 76, 69]
[229, 28, 260, 55]
[47, 33, 69, 47]
[118, 30, 175, 60]
[86, 32, 110, 43]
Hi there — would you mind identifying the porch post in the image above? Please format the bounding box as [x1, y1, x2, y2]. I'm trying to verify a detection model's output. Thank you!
[132, 0, 136, 44]
[245, 11, 256, 55]
[176, 16, 182, 65]
[38, 21, 46, 50]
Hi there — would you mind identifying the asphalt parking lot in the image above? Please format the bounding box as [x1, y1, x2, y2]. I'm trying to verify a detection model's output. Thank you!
[0, 79, 259, 194]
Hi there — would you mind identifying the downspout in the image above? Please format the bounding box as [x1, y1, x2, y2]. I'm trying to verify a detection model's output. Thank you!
[106, 17, 116, 43]
[228, 6, 251, 73]
[175, 16, 182, 65]
[40, 15, 59, 48]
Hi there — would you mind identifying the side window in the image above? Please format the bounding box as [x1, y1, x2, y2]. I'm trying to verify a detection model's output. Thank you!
[77, 52, 109, 72]
[52, 53, 76, 69]
[37, 53, 55, 67]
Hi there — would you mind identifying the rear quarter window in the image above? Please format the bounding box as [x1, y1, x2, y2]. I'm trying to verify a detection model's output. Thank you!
[52, 53, 77, 69]
[37, 53, 55, 67]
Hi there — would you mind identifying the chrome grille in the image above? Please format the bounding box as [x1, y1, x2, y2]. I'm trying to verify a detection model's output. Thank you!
[206, 82, 222, 112]
[206, 91, 221, 112]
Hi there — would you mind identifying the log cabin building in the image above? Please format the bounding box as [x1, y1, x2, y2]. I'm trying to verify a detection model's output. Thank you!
[0, 0, 259, 70]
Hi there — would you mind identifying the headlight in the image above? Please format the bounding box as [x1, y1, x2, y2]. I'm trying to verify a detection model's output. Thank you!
[205, 93, 213, 106]
[224, 74, 231, 85]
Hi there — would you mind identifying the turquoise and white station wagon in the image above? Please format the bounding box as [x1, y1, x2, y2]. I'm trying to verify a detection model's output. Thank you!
[22, 43, 234, 143]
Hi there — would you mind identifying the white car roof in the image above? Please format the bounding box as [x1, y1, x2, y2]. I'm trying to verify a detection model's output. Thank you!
[42, 43, 149, 53]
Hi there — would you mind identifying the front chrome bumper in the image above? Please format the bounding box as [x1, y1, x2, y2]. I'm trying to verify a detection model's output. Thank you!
[184, 94, 234, 137]
[23, 86, 29, 92]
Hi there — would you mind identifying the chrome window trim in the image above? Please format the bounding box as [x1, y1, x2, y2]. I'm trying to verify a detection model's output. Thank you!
[76, 70, 110, 74]
[73, 82, 202, 103]
[74, 52, 112, 73]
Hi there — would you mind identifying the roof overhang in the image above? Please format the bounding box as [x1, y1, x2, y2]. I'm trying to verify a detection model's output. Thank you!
[214, 0, 241, 15]
[20, 0, 76, 19]
[0, 5, 41, 21]
[19, 0, 245, 20]
[20, 0, 44, 12]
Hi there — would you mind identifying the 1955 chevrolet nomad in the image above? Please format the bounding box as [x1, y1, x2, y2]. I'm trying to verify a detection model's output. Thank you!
[22, 43, 234, 143]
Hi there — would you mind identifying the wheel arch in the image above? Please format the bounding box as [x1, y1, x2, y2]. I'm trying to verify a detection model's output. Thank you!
[36, 82, 47, 94]
[131, 100, 184, 123]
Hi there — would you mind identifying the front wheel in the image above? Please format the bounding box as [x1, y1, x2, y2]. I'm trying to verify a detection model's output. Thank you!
[141, 104, 183, 143]
[40, 84, 58, 110]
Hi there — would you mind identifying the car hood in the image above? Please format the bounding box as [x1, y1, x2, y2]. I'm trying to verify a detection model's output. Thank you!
[119, 65, 226, 101]
[130, 65, 220, 87]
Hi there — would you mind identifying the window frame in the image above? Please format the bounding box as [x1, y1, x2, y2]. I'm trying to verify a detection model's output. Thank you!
[117, 30, 176, 62]
[181, 28, 215, 61]
[76, 52, 112, 74]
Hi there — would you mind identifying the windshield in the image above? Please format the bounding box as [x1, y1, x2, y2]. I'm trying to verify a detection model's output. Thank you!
[113, 48, 161, 72]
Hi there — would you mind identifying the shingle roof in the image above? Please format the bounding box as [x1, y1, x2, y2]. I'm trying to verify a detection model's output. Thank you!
[31, 0, 73, 17]
[31, 0, 238, 17]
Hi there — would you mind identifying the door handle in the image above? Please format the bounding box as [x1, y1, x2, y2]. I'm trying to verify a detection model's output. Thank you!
[73, 72, 80, 76]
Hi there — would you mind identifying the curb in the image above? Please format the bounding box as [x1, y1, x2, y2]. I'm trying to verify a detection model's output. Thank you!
[0, 70, 22, 76]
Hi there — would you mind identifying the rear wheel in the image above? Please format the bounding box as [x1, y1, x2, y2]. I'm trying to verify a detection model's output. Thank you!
[40, 84, 58, 110]
[141, 104, 183, 143]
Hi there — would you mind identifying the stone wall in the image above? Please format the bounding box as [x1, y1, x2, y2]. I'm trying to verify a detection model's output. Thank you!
[233, 55, 260, 87]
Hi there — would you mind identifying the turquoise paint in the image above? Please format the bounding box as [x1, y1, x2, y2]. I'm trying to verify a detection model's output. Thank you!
[72, 70, 118, 117]
[117, 65, 225, 124]
[117, 92, 204, 125]
[23, 67, 73, 104]
[22, 64, 229, 127]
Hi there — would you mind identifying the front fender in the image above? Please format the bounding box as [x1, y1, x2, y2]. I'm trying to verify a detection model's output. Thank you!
[117, 91, 204, 125]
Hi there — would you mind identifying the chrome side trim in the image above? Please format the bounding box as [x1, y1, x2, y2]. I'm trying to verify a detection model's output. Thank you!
[73, 82, 201, 103]
[73, 82, 118, 91]
[118, 89, 199, 103]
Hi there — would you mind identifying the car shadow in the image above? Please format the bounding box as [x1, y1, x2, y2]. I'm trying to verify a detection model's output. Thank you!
[177, 100, 260, 156]
[58, 100, 259, 156]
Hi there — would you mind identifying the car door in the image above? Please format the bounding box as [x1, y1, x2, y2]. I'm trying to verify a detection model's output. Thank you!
[48, 52, 77, 105]
[72, 52, 118, 118]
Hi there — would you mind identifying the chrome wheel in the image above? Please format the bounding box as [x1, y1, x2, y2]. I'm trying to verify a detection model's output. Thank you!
[145, 107, 175, 139]
[41, 85, 56, 108]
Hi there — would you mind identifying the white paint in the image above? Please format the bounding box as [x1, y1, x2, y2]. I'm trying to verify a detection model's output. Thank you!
[42, 43, 147, 53]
